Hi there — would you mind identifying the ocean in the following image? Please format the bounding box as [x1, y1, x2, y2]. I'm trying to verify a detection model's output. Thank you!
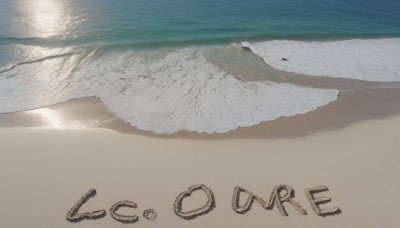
[0, 0, 400, 133]
[1, 0, 400, 46]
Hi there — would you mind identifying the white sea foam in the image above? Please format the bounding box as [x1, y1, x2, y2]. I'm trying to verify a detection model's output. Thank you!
[247, 38, 400, 82]
[0, 45, 338, 133]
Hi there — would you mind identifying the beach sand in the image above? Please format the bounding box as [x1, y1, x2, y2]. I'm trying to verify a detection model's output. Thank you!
[0, 88, 400, 227]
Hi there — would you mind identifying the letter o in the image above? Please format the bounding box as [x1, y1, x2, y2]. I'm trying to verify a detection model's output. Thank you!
[173, 184, 215, 220]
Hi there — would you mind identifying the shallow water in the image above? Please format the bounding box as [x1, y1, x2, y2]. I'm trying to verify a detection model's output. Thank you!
[1, 0, 400, 133]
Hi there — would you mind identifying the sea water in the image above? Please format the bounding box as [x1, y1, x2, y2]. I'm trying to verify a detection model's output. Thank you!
[0, 0, 399, 133]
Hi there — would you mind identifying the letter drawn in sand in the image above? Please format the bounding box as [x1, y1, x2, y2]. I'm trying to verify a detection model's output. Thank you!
[232, 185, 307, 216]
[109, 200, 139, 223]
[173, 184, 215, 220]
[305, 185, 340, 216]
[66, 189, 106, 222]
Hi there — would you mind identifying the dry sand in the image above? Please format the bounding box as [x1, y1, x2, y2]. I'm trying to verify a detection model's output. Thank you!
[0, 113, 400, 227]
[0, 88, 400, 227]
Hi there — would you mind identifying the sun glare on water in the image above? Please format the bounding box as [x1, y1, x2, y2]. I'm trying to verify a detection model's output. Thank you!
[18, 0, 77, 38]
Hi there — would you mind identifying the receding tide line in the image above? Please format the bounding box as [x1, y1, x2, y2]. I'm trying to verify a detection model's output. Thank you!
[206, 43, 400, 91]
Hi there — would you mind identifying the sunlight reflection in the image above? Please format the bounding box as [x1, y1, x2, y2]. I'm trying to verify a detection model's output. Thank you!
[18, 0, 75, 37]
[28, 108, 63, 129]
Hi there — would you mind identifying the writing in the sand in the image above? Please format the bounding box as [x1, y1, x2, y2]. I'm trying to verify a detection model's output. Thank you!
[66, 184, 340, 223]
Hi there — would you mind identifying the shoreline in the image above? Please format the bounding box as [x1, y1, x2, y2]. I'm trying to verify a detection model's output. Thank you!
[2, 87, 400, 139]
[2, 38, 400, 133]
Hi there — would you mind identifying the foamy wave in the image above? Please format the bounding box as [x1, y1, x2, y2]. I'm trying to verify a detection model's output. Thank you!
[0, 45, 338, 133]
[246, 38, 400, 82]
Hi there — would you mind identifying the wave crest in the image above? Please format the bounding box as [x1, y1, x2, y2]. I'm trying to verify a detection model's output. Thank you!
[0, 45, 338, 133]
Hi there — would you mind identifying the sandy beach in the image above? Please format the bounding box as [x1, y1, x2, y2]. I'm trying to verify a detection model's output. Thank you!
[1, 1, 400, 227]
[1, 88, 400, 227]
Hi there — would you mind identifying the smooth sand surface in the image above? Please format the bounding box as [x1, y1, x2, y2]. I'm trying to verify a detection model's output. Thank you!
[1, 113, 400, 227]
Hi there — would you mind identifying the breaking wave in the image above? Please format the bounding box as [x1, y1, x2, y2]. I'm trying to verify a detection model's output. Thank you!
[0, 44, 338, 133]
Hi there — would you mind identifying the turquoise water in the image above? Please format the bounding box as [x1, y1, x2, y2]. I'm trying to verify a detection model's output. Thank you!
[0, 0, 400, 133]
[1, 0, 400, 64]
[1, 0, 400, 47]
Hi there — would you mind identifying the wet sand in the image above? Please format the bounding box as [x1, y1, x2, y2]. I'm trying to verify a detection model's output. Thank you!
[1, 88, 400, 139]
